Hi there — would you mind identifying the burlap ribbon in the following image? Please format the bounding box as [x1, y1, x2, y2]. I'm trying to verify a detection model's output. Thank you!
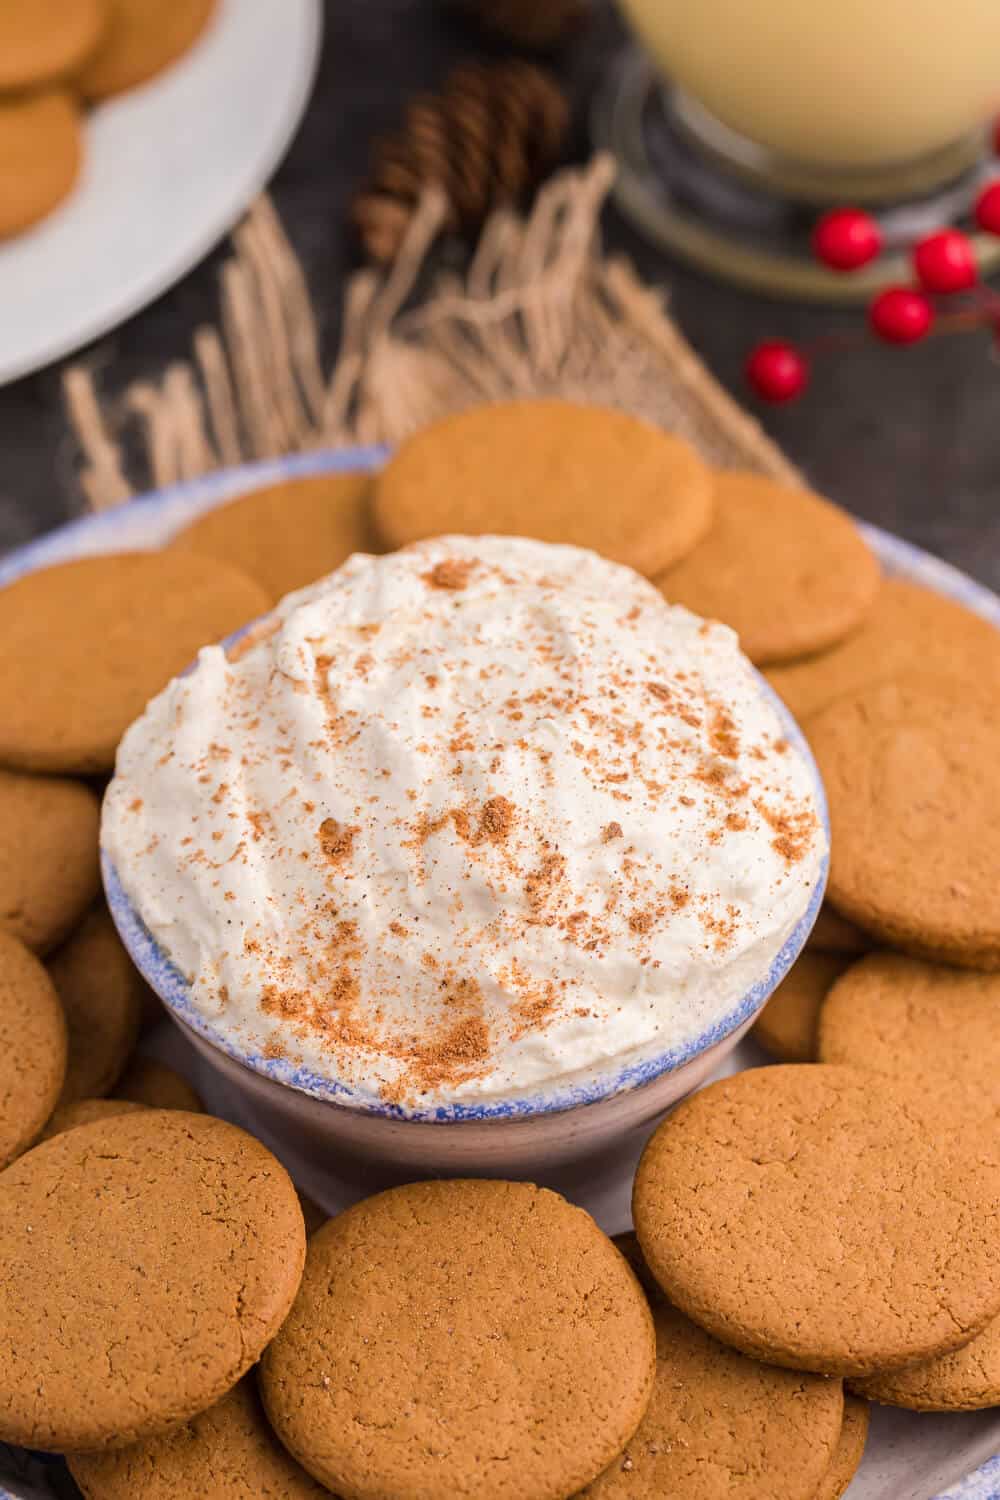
[64, 154, 801, 510]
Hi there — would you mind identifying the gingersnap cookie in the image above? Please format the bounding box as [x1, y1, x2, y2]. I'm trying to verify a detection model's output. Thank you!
[40, 1097, 146, 1142]
[49, 907, 144, 1104]
[751, 951, 853, 1062]
[0, 552, 270, 774]
[0, 932, 67, 1169]
[579, 1237, 843, 1500]
[633, 1065, 1000, 1377]
[115, 1056, 203, 1112]
[0, 0, 107, 89]
[76, 0, 217, 100]
[372, 400, 714, 576]
[0, 1109, 305, 1452]
[808, 676, 1000, 968]
[816, 1396, 869, 1500]
[807, 904, 872, 956]
[0, 769, 100, 953]
[766, 577, 1000, 723]
[68, 1374, 327, 1499]
[0, 90, 83, 241]
[657, 471, 879, 666]
[169, 473, 378, 603]
[852, 1313, 1000, 1412]
[819, 953, 1000, 1125]
[260, 1180, 656, 1500]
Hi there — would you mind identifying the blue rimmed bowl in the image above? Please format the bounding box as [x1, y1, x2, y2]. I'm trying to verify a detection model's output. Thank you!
[93, 446, 828, 1182]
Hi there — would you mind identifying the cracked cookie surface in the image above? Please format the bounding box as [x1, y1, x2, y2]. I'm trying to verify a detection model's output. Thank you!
[0, 930, 67, 1168]
[0, 1109, 305, 1452]
[633, 1065, 1000, 1376]
[261, 1179, 656, 1500]
[807, 677, 1000, 967]
[0, 769, 99, 954]
[578, 1235, 843, 1500]
[69, 1375, 327, 1498]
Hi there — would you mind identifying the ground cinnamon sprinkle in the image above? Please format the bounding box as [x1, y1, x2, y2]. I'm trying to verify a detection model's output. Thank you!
[709, 706, 740, 759]
[525, 849, 567, 915]
[602, 821, 623, 842]
[478, 795, 515, 843]
[451, 795, 517, 848]
[408, 1016, 491, 1092]
[755, 799, 817, 865]
[424, 558, 475, 590]
[318, 818, 359, 867]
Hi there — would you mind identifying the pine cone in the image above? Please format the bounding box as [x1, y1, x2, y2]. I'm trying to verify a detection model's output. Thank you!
[450, 0, 590, 51]
[353, 61, 570, 264]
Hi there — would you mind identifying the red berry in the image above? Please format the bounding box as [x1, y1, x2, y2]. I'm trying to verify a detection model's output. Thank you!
[812, 207, 882, 271]
[912, 229, 978, 293]
[745, 340, 809, 402]
[975, 181, 1000, 236]
[869, 287, 934, 344]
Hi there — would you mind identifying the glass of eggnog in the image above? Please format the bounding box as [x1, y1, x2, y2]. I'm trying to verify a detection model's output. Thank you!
[595, 0, 1000, 296]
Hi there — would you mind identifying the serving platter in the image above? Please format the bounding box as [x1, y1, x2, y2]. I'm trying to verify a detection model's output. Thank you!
[1, 448, 999, 1500]
[0, 0, 322, 385]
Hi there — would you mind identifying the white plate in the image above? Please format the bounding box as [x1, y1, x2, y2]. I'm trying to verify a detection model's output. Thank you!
[0, 450, 998, 1500]
[0, 0, 322, 386]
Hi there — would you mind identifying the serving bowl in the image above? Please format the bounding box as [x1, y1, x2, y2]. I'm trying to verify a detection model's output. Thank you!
[99, 447, 829, 1185]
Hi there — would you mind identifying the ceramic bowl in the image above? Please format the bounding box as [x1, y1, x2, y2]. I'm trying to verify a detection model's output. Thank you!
[103, 616, 828, 1185]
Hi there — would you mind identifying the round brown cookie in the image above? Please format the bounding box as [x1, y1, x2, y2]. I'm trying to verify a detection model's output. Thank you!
[0, 0, 106, 88]
[819, 953, 1000, 1125]
[372, 400, 714, 576]
[815, 1396, 869, 1500]
[40, 1097, 146, 1142]
[657, 471, 879, 666]
[851, 1313, 1000, 1412]
[0, 769, 100, 953]
[766, 577, 1000, 723]
[633, 1065, 1000, 1377]
[581, 1236, 844, 1500]
[751, 951, 854, 1063]
[0, 90, 83, 241]
[169, 474, 378, 603]
[0, 932, 67, 1168]
[76, 0, 217, 100]
[260, 1179, 656, 1500]
[807, 904, 872, 956]
[48, 907, 144, 1105]
[808, 677, 1000, 968]
[0, 552, 270, 774]
[68, 1374, 327, 1498]
[0, 1109, 305, 1452]
[115, 1057, 203, 1113]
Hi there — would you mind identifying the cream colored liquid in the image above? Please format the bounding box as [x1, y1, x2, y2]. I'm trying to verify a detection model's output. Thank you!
[618, 0, 1000, 168]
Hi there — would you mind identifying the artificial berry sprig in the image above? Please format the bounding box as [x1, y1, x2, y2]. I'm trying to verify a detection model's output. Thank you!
[746, 179, 1000, 403]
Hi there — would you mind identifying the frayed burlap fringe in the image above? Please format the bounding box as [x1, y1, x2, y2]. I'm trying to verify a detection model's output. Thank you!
[64, 154, 801, 511]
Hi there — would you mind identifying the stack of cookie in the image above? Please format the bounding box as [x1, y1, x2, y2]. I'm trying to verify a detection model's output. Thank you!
[0, 395, 998, 1495]
[0, 0, 217, 241]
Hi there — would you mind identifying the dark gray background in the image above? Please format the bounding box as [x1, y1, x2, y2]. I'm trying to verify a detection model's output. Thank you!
[1, 0, 997, 587]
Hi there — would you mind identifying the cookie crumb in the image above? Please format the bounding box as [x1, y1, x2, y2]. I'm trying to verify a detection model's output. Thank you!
[424, 558, 474, 591]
